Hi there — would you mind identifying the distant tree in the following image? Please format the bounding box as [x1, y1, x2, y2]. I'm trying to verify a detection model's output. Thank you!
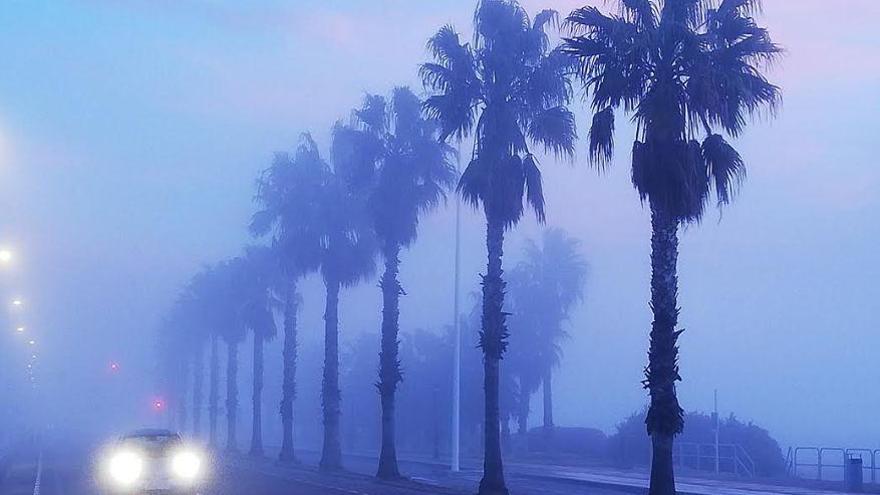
[421, 1, 576, 492]
[336, 87, 457, 478]
[180, 265, 224, 440]
[234, 246, 281, 458]
[507, 228, 586, 434]
[190, 262, 235, 448]
[251, 134, 326, 462]
[564, 2, 780, 493]
[211, 258, 248, 453]
[315, 128, 377, 471]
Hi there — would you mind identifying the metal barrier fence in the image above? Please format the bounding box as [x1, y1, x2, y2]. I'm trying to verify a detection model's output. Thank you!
[790, 447, 880, 483]
[674, 442, 756, 477]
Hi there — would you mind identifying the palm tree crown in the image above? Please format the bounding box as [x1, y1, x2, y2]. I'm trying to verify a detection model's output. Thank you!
[564, 0, 781, 222]
[422, 0, 577, 229]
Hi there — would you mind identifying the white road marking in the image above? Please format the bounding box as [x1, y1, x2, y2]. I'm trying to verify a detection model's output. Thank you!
[32, 451, 43, 495]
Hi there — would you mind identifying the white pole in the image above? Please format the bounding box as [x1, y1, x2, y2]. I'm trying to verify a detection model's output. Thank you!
[714, 389, 720, 475]
[451, 152, 462, 473]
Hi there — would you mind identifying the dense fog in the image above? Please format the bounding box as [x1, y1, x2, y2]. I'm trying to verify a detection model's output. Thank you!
[1, 3, 878, 495]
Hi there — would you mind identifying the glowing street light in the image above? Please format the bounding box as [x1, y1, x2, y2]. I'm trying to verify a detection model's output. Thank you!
[11, 299, 22, 307]
[15, 326, 25, 333]
[28, 339, 35, 346]
[0, 249, 12, 264]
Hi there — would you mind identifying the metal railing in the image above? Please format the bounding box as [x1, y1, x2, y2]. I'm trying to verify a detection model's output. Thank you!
[674, 442, 756, 478]
[791, 446, 880, 483]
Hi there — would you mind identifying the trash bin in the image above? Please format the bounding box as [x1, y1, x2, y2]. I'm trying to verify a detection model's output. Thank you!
[845, 455, 863, 493]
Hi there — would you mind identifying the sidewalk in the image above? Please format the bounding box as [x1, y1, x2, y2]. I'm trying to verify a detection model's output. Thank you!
[276, 449, 862, 495]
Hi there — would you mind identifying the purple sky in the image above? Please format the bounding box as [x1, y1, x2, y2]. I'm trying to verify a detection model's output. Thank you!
[1, 1, 879, 448]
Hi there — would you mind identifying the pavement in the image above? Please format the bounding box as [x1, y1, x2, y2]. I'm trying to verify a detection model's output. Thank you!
[0, 439, 628, 495]
[241, 447, 866, 495]
[0, 439, 867, 495]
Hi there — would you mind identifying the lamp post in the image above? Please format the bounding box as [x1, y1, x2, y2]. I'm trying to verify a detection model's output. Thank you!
[451, 151, 462, 473]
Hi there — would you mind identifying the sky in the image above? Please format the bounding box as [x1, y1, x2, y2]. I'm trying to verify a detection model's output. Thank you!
[1, 0, 879, 450]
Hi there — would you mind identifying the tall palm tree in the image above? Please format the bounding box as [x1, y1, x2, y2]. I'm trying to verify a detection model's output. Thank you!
[337, 87, 457, 478]
[507, 228, 586, 434]
[181, 264, 229, 441]
[563, 2, 780, 493]
[235, 246, 281, 458]
[421, 2, 576, 492]
[192, 263, 230, 448]
[210, 258, 247, 453]
[314, 128, 377, 471]
[251, 134, 326, 462]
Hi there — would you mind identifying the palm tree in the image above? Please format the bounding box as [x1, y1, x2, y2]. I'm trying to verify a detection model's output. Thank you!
[563, 2, 780, 493]
[192, 263, 230, 448]
[251, 135, 326, 462]
[177, 264, 235, 441]
[336, 87, 457, 478]
[315, 128, 377, 471]
[235, 246, 281, 458]
[209, 258, 247, 453]
[421, 2, 576, 492]
[507, 228, 586, 434]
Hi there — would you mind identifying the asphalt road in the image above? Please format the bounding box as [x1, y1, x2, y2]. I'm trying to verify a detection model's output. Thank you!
[1, 440, 632, 495]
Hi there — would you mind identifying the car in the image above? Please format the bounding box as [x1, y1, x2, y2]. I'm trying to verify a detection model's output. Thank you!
[98, 428, 207, 495]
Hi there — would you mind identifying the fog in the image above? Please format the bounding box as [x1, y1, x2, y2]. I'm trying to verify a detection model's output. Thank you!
[1, 0, 879, 471]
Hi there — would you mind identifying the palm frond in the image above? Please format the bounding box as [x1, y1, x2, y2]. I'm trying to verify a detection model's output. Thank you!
[527, 106, 577, 159]
[457, 157, 489, 210]
[588, 106, 615, 169]
[701, 134, 744, 206]
[523, 154, 545, 223]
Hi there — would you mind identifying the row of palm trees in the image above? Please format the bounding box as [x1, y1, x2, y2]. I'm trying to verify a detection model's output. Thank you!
[158, 0, 779, 494]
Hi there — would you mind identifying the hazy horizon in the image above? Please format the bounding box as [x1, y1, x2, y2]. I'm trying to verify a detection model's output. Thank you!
[2, 0, 879, 453]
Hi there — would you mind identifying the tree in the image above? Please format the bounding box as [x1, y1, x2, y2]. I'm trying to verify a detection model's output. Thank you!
[315, 128, 377, 471]
[181, 265, 224, 440]
[336, 87, 457, 478]
[235, 246, 281, 458]
[507, 228, 586, 434]
[251, 134, 326, 462]
[421, 2, 576, 492]
[563, 2, 780, 493]
[209, 258, 249, 453]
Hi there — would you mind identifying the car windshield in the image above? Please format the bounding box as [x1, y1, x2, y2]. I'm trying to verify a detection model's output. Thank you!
[120, 433, 180, 455]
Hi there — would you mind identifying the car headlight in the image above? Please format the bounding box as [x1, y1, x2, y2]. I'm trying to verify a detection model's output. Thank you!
[107, 451, 143, 486]
[170, 450, 202, 481]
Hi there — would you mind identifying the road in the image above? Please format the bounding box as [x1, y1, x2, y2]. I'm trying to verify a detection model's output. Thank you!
[0, 440, 633, 495]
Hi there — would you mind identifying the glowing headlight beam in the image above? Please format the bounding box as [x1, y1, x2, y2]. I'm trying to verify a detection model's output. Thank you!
[107, 451, 143, 486]
[170, 450, 202, 481]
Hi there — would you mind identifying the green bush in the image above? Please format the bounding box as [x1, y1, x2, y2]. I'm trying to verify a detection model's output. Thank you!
[607, 408, 786, 477]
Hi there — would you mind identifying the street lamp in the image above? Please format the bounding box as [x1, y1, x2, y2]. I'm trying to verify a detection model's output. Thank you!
[0, 249, 12, 264]
[16, 326, 25, 333]
[12, 299, 23, 307]
[28, 339, 35, 346]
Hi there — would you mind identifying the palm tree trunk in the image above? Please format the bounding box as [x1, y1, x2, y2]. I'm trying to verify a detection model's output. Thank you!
[320, 278, 343, 471]
[177, 361, 188, 434]
[517, 385, 529, 436]
[478, 218, 509, 495]
[249, 332, 264, 457]
[208, 335, 219, 447]
[377, 243, 403, 479]
[279, 282, 299, 463]
[192, 346, 205, 439]
[542, 369, 553, 430]
[225, 341, 239, 452]
[646, 205, 684, 495]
